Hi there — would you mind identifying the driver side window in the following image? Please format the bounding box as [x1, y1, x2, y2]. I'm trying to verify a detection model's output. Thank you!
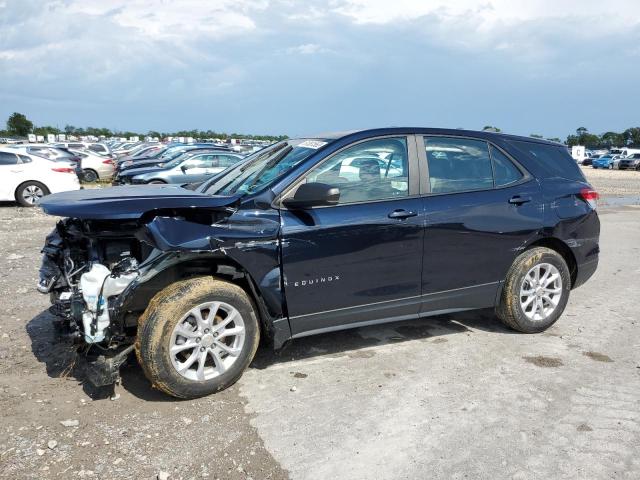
[302, 137, 409, 205]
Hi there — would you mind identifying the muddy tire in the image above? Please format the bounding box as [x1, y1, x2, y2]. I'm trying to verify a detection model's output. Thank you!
[496, 247, 571, 333]
[135, 276, 260, 399]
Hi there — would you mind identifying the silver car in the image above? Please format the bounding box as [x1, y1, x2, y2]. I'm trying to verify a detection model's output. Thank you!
[128, 152, 244, 184]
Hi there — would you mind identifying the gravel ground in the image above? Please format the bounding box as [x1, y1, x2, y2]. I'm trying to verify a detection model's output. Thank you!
[580, 166, 640, 199]
[0, 171, 639, 479]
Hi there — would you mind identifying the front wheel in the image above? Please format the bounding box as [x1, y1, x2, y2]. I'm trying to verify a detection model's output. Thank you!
[147, 179, 166, 184]
[135, 276, 260, 399]
[496, 247, 571, 333]
[608, 164, 613, 170]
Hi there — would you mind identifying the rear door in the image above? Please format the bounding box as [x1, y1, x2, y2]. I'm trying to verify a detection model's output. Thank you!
[418, 136, 543, 313]
[280, 135, 425, 336]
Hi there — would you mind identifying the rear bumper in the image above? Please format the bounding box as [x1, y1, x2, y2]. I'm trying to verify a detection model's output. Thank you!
[573, 257, 598, 289]
[48, 175, 81, 194]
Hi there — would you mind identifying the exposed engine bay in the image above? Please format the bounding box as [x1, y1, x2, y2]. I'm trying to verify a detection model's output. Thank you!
[36, 193, 285, 388]
[39, 219, 150, 345]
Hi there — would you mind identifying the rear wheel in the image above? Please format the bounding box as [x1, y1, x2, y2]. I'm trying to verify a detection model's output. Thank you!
[147, 179, 166, 184]
[82, 169, 99, 182]
[496, 247, 571, 333]
[135, 276, 260, 399]
[608, 163, 613, 170]
[15, 181, 49, 207]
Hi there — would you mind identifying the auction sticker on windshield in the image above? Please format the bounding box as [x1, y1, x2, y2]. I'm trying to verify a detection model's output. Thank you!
[298, 140, 327, 149]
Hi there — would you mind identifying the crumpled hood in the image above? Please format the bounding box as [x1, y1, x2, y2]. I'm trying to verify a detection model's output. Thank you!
[39, 185, 240, 220]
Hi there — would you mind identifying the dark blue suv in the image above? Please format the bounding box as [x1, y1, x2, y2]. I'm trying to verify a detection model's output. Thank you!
[38, 128, 600, 398]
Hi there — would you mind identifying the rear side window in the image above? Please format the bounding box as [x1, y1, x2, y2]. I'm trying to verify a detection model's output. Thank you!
[508, 140, 585, 181]
[490, 145, 523, 187]
[424, 137, 493, 193]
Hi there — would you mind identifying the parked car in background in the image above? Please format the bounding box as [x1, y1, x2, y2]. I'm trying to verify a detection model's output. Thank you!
[582, 154, 599, 166]
[116, 145, 231, 173]
[591, 154, 618, 169]
[617, 153, 640, 170]
[54, 142, 111, 156]
[118, 144, 164, 162]
[611, 147, 640, 158]
[0, 148, 80, 206]
[37, 128, 599, 398]
[117, 151, 244, 185]
[68, 149, 116, 182]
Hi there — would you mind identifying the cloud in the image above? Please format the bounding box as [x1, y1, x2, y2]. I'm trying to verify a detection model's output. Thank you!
[0, 0, 639, 136]
[285, 43, 330, 55]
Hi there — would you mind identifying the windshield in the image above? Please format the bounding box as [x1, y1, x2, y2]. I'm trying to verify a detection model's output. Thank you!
[202, 139, 326, 196]
[158, 146, 194, 160]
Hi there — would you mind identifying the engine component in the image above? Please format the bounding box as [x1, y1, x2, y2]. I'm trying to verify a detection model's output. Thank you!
[79, 263, 139, 343]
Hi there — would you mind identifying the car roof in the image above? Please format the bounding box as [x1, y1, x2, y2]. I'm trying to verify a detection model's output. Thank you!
[302, 128, 564, 147]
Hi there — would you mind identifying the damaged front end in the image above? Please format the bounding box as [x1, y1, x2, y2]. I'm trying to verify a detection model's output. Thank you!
[39, 217, 150, 385]
[37, 186, 284, 387]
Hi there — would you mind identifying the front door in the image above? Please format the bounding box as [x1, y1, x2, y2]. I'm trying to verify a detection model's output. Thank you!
[279, 136, 425, 336]
[417, 136, 543, 312]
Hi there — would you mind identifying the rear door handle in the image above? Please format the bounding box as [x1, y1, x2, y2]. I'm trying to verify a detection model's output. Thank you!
[388, 209, 418, 219]
[508, 195, 532, 205]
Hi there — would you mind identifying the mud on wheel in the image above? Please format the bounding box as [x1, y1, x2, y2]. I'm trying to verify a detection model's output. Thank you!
[496, 247, 571, 333]
[135, 276, 260, 399]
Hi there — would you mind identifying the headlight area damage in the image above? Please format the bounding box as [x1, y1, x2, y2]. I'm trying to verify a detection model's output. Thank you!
[37, 189, 283, 387]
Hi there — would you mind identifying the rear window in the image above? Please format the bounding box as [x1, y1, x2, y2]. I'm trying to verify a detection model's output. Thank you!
[508, 140, 585, 181]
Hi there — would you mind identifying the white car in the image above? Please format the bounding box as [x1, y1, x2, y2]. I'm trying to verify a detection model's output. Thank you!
[69, 148, 115, 181]
[0, 148, 80, 206]
[54, 141, 111, 156]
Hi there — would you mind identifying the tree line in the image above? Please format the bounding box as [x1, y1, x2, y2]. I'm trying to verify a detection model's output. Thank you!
[4, 112, 639, 147]
[1, 112, 288, 142]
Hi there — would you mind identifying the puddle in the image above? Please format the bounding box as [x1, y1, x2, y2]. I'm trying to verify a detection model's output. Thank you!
[583, 351, 613, 362]
[523, 355, 564, 368]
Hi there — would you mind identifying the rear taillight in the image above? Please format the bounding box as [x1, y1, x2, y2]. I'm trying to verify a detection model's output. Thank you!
[579, 188, 599, 209]
[102, 159, 114, 164]
[52, 167, 75, 174]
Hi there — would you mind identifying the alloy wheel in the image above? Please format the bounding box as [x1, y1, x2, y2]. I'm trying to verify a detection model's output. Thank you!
[21, 185, 45, 205]
[169, 302, 246, 381]
[519, 263, 563, 321]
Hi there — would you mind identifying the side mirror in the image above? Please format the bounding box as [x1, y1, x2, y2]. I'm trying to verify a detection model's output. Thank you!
[180, 165, 187, 173]
[283, 182, 340, 209]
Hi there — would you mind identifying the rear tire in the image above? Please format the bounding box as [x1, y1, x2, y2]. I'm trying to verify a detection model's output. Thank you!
[15, 181, 49, 207]
[135, 276, 260, 399]
[496, 247, 571, 333]
[147, 179, 166, 184]
[82, 169, 99, 182]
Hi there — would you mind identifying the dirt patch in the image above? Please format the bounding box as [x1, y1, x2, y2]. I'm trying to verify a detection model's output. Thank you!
[347, 350, 376, 359]
[583, 351, 614, 363]
[431, 338, 448, 344]
[523, 356, 564, 368]
[577, 424, 593, 432]
[291, 372, 308, 378]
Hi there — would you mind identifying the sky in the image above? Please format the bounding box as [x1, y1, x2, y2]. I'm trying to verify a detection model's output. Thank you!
[1, 0, 639, 138]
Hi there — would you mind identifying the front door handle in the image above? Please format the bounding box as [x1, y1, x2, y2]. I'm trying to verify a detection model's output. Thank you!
[508, 195, 532, 205]
[388, 209, 418, 219]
